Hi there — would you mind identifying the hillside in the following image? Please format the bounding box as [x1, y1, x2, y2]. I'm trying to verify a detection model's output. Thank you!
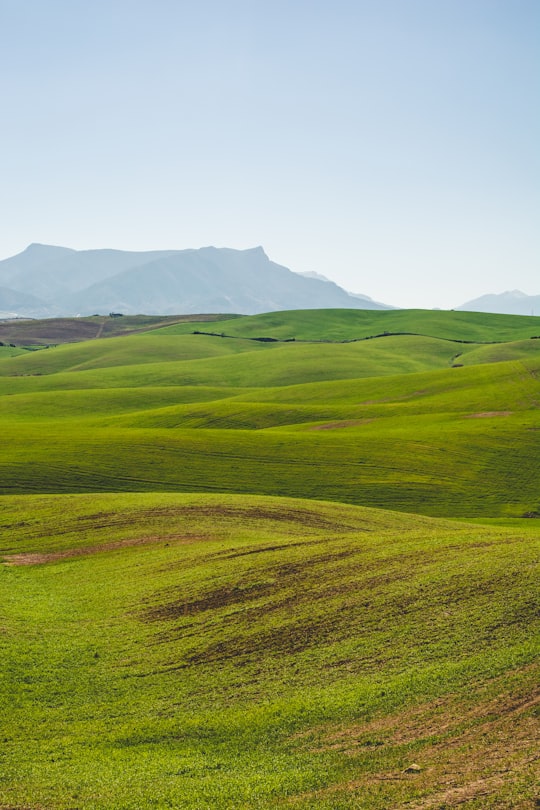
[1, 492, 538, 809]
[0, 313, 232, 346]
[0, 308, 538, 809]
[156, 307, 540, 343]
[0, 244, 391, 317]
[3, 307, 539, 348]
[0, 310, 539, 516]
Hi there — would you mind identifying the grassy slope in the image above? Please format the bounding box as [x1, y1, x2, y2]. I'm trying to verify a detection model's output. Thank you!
[3, 309, 540, 346]
[0, 333, 271, 377]
[0, 332, 538, 516]
[0, 310, 538, 809]
[155, 308, 540, 342]
[0, 493, 538, 809]
[0, 345, 25, 359]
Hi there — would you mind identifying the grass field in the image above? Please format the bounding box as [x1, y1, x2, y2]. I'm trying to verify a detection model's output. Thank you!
[154, 307, 540, 343]
[0, 309, 538, 808]
[1, 493, 538, 809]
[0, 332, 538, 517]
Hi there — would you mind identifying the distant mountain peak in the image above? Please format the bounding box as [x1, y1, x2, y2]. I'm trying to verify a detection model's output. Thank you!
[457, 289, 539, 316]
[24, 242, 75, 253]
[504, 289, 528, 298]
[0, 244, 392, 317]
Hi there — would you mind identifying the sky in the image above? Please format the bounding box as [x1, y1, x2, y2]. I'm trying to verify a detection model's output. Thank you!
[1, 0, 538, 309]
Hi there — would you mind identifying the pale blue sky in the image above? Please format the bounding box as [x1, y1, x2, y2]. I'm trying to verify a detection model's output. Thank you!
[1, 0, 538, 308]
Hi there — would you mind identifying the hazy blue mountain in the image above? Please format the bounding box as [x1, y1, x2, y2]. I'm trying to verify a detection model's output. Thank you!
[457, 290, 540, 316]
[0, 244, 392, 316]
[0, 243, 179, 301]
[299, 270, 393, 308]
[0, 244, 75, 283]
[298, 270, 333, 282]
[0, 285, 54, 319]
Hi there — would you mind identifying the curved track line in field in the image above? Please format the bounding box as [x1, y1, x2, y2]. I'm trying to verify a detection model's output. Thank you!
[291, 667, 539, 808]
[308, 419, 375, 430]
[2, 533, 207, 566]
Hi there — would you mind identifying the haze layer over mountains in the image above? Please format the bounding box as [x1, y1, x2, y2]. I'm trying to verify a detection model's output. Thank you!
[0, 244, 388, 318]
[455, 290, 540, 317]
[0, 243, 537, 317]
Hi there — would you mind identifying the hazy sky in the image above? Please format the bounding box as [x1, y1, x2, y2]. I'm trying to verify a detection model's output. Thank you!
[1, 0, 538, 308]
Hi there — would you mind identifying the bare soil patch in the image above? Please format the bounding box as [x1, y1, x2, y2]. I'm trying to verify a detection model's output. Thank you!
[149, 504, 363, 532]
[3, 533, 207, 566]
[464, 411, 512, 418]
[291, 665, 539, 808]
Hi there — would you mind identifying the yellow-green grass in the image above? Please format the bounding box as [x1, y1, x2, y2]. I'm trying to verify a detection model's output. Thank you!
[0, 345, 25, 358]
[1, 333, 539, 400]
[0, 333, 272, 378]
[3, 309, 540, 348]
[154, 308, 540, 343]
[0, 345, 538, 516]
[0, 332, 466, 385]
[457, 338, 540, 366]
[1, 311, 539, 808]
[0, 492, 538, 809]
[1, 414, 537, 517]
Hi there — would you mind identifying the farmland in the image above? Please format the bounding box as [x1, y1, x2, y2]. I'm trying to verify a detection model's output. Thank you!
[0, 309, 538, 808]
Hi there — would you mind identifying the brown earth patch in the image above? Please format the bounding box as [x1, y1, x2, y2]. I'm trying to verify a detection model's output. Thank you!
[403, 772, 534, 809]
[144, 547, 363, 629]
[290, 665, 539, 808]
[2, 533, 207, 566]
[147, 504, 364, 533]
[0, 314, 223, 346]
[316, 680, 539, 752]
[464, 411, 512, 418]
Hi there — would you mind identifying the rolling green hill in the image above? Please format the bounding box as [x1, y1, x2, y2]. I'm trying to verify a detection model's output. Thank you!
[0, 324, 538, 517]
[155, 307, 540, 342]
[1, 493, 538, 809]
[0, 309, 538, 809]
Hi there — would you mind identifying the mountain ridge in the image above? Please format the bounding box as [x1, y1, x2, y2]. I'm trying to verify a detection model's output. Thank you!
[457, 289, 540, 316]
[1, 244, 537, 317]
[0, 244, 391, 317]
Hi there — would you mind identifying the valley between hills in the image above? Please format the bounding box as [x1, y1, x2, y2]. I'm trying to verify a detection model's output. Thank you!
[0, 308, 538, 809]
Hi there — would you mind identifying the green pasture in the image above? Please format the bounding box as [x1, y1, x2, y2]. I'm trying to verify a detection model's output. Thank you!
[0, 330, 472, 385]
[0, 345, 25, 358]
[0, 340, 538, 516]
[154, 307, 540, 342]
[1, 493, 538, 809]
[0, 333, 271, 378]
[0, 309, 539, 808]
[1, 412, 538, 516]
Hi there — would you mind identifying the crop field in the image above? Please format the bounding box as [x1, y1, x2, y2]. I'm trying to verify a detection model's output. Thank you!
[0, 309, 538, 808]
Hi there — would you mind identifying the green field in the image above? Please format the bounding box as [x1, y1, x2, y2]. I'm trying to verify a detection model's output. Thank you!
[0, 309, 538, 808]
[154, 308, 540, 343]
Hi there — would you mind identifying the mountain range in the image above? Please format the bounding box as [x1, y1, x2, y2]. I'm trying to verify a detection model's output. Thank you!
[0, 243, 537, 318]
[0, 244, 391, 318]
[456, 289, 540, 317]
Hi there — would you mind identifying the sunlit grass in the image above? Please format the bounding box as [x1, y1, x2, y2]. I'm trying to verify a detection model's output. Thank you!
[0, 309, 538, 808]
[1, 493, 538, 809]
